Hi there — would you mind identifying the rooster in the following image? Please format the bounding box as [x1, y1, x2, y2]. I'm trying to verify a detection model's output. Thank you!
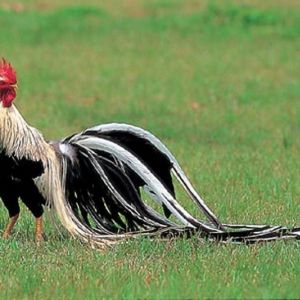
[0, 58, 299, 247]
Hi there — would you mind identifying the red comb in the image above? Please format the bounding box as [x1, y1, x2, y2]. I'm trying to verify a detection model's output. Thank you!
[0, 58, 17, 84]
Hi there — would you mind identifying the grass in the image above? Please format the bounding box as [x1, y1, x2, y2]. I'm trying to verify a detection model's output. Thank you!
[1, 0, 300, 298]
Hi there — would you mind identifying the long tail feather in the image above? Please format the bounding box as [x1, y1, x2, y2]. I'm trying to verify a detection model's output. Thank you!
[52, 123, 300, 247]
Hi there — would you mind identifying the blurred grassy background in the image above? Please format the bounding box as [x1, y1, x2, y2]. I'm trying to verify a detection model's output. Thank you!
[0, 0, 300, 299]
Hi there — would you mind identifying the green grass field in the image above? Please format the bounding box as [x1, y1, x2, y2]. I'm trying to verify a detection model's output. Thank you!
[1, 0, 300, 298]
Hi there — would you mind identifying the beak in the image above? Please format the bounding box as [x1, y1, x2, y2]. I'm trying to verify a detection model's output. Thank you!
[11, 83, 18, 89]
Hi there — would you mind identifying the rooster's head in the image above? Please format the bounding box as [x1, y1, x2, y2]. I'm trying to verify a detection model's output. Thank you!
[0, 58, 17, 108]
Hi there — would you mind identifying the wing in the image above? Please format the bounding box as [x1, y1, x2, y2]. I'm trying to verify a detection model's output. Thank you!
[0, 151, 46, 218]
[0, 151, 44, 180]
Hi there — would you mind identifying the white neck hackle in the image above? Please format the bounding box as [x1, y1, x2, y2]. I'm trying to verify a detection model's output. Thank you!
[0, 104, 49, 161]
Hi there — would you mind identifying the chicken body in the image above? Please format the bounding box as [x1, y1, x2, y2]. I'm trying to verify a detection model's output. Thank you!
[1, 59, 300, 247]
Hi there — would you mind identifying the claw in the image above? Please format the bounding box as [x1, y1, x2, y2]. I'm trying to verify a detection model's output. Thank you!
[3, 213, 19, 238]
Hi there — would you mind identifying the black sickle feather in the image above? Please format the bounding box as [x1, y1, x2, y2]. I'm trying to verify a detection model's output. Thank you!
[55, 124, 300, 245]
[82, 130, 174, 218]
[61, 146, 161, 234]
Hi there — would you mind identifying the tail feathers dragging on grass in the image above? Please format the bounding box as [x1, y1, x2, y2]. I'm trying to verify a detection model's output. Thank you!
[55, 123, 300, 246]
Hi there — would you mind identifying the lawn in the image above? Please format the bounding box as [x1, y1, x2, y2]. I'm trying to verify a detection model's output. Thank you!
[1, 0, 300, 298]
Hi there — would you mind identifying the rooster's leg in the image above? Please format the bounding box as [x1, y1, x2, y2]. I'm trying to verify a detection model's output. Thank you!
[18, 180, 45, 242]
[3, 213, 19, 238]
[35, 216, 43, 242]
[1, 192, 20, 238]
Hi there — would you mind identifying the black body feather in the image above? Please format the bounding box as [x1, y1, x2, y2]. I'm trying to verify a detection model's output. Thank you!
[0, 152, 45, 218]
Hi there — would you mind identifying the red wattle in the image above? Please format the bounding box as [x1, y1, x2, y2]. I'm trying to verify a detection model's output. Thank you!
[0, 87, 16, 107]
